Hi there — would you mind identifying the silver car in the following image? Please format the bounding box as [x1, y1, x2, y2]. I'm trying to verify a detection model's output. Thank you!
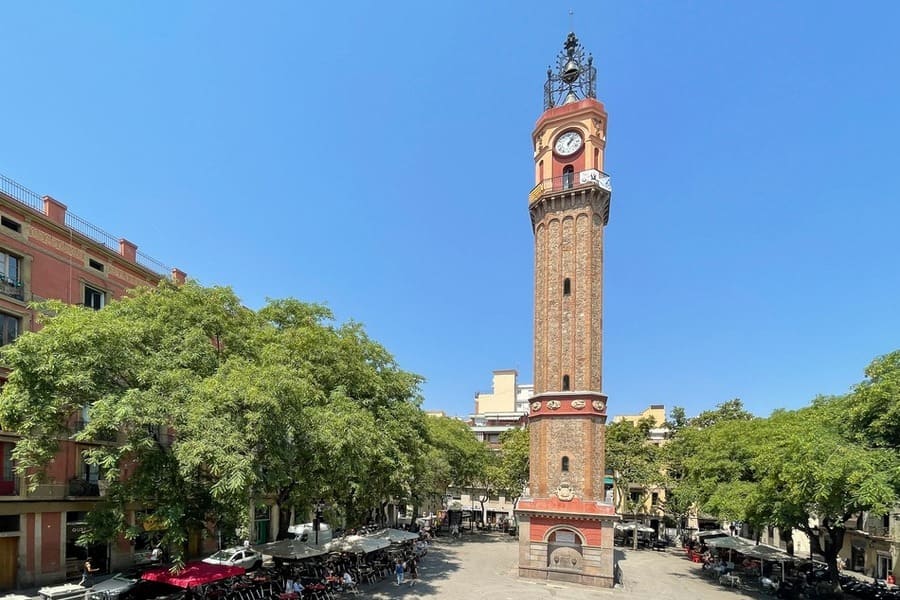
[201, 547, 262, 570]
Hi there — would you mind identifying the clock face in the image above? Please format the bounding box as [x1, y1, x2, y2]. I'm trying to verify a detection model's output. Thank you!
[554, 131, 583, 156]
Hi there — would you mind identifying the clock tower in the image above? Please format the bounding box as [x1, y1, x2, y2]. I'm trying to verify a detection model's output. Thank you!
[515, 32, 618, 587]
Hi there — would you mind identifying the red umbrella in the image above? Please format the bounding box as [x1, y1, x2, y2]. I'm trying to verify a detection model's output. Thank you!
[141, 562, 245, 588]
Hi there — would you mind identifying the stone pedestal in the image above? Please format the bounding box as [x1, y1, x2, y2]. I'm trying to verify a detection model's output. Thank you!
[516, 497, 618, 588]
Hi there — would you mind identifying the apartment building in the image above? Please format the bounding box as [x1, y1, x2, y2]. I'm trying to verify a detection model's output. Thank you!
[0, 173, 186, 589]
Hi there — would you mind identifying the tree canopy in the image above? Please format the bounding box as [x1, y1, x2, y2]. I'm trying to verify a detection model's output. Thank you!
[0, 282, 426, 560]
[665, 360, 900, 592]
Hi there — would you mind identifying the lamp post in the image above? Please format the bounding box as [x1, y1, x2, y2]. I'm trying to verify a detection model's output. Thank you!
[314, 500, 325, 545]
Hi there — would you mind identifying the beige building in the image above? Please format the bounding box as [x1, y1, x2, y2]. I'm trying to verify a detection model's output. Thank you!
[609, 405, 669, 531]
[454, 370, 531, 525]
[471, 370, 531, 448]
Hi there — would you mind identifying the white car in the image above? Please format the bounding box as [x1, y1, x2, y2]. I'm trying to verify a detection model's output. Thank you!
[202, 547, 262, 570]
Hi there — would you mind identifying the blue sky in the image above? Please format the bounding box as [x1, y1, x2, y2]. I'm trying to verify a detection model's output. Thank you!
[3, 1, 899, 420]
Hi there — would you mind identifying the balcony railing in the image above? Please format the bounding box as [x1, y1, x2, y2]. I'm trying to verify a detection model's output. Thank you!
[0, 278, 24, 301]
[529, 168, 612, 204]
[0, 172, 172, 276]
[68, 478, 101, 497]
[865, 524, 891, 538]
[0, 477, 18, 496]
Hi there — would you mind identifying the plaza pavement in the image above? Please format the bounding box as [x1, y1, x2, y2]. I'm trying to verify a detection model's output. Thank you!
[362, 531, 768, 599]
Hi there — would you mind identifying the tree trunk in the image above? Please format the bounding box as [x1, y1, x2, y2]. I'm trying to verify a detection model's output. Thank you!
[803, 521, 845, 594]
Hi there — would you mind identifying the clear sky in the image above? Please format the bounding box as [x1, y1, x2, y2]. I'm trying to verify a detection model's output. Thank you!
[3, 1, 899, 420]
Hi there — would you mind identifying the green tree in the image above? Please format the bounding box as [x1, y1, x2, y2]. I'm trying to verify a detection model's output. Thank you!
[0, 283, 426, 560]
[605, 418, 661, 549]
[844, 350, 900, 451]
[681, 401, 899, 592]
[494, 427, 529, 511]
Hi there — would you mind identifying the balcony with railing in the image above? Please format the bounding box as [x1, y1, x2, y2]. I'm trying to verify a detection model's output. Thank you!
[67, 477, 101, 497]
[529, 168, 612, 204]
[0, 277, 24, 301]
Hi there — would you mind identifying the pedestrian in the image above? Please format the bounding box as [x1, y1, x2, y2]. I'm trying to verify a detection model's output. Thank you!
[79, 557, 99, 587]
[394, 559, 405, 586]
[408, 557, 418, 587]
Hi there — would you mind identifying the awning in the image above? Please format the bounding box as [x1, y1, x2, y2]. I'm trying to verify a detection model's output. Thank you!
[324, 535, 391, 554]
[141, 562, 245, 588]
[707, 536, 755, 550]
[614, 522, 654, 533]
[369, 528, 420, 544]
[697, 529, 730, 540]
[252, 539, 327, 561]
[742, 544, 796, 561]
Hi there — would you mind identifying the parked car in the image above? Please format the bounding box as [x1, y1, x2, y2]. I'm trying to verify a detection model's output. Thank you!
[202, 547, 262, 570]
[89, 571, 142, 600]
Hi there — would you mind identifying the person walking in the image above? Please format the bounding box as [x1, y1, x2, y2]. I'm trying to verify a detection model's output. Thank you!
[408, 557, 418, 587]
[79, 557, 99, 586]
[394, 559, 405, 586]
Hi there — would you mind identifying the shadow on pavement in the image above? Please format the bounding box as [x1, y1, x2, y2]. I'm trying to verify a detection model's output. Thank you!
[364, 539, 463, 598]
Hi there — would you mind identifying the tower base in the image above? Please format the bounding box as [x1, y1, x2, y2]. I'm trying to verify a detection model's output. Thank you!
[516, 497, 618, 588]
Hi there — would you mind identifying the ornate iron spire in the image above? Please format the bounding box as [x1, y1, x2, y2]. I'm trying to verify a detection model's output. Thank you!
[544, 32, 597, 110]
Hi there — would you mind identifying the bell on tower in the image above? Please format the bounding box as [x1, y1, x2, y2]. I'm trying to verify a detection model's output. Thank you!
[544, 32, 597, 109]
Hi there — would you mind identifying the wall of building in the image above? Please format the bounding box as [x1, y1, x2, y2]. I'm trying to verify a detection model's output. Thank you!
[474, 370, 518, 413]
[0, 176, 182, 590]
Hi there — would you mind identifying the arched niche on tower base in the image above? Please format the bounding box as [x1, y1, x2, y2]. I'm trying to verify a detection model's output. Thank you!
[545, 526, 585, 571]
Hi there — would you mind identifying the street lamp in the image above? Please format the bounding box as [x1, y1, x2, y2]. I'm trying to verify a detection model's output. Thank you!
[314, 500, 325, 545]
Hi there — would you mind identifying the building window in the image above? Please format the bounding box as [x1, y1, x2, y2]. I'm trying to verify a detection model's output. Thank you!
[1, 217, 21, 233]
[0, 312, 20, 346]
[562, 165, 574, 189]
[539, 160, 544, 181]
[88, 259, 104, 272]
[563, 278, 571, 296]
[562, 374, 570, 391]
[561, 456, 569, 472]
[0, 251, 20, 286]
[651, 492, 659, 506]
[0, 442, 16, 496]
[84, 286, 105, 310]
[593, 147, 600, 170]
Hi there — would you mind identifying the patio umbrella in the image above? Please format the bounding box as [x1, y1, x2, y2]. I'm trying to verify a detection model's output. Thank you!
[614, 522, 654, 533]
[369, 528, 420, 543]
[324, 535, 391, 554]
[252, 539, 327, 561]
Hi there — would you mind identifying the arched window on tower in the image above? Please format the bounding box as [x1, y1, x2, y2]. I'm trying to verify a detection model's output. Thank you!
[561, 456, 569, 472]
[563, 278, 571, 296]
[594, 147, 600, 170]
[562, 374, 570, 391]
[539, 160, 544, 182]
[562, 165, 574, 189]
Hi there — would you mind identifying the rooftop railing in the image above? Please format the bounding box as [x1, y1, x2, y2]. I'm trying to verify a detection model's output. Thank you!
[0, 173, 171, 276]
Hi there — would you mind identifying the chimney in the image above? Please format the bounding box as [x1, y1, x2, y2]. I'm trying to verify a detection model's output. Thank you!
[119, 239, 137, 262]
[171, 268, 187, 285]
[42, 195, 67, 226]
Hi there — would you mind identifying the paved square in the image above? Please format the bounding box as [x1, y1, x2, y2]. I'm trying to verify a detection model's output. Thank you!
[363, 532, 766, 599]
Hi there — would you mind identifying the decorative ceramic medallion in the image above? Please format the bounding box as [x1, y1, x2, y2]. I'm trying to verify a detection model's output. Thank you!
[531, 401, 541, 412]
[571, 399, 585, 409]
[592, 399, 606, 411]
[547, 400, 561, 410]
[555, 482, 575, 501]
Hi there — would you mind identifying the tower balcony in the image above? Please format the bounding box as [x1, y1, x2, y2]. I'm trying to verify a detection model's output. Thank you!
[529, 169, 612, 206]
